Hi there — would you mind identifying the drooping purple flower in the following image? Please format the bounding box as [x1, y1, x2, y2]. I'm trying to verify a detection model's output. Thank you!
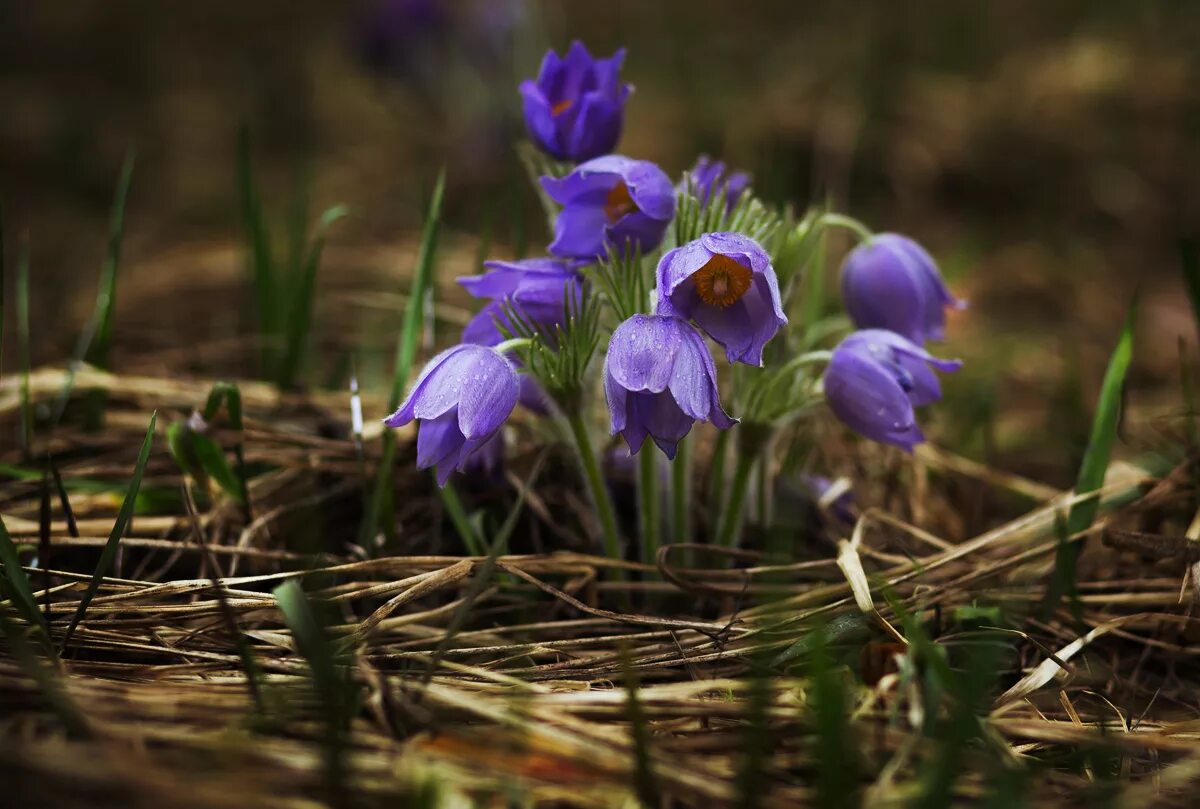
[384, 344, 519, 485]
[681, 155, 751, 214]
[841, 233, 966, 345]
[520, 41, 632, 162]
[458, 257, 584, 412]
[655, 232, 788, 366]
[542, 155, 675, 260]
[800, 475, 856, 525]
[604, 314, 736, 458]
[823, 329, 962, 452]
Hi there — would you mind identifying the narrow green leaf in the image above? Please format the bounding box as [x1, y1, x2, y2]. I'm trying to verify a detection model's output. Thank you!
[389, 169, 445, 411]
[1043, 302, 1135, 619]
[87, 149, 135, 371]
[0, 513, 47, 633]
[620, 645, 659, 808]
[202, 382, 252, 520]
[438, 483, 485, 556]
[183, 485, 263, 712]
[361, 170, 444, 551]
[61, 411, 157, 651]
[16, 244, 32, 455]
[237, 125, 277, 377]
[278, 205, 348, 389]
[274, 579, 353, 798]
[1181, 238, 1200, 345]
[0, 610, 89, 737]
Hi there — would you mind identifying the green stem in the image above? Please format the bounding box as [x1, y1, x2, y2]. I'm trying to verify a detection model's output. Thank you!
[756, 451, 771, 526]
[637, 445, 660, 569]
[716, 450, 757, 548]
[708, 428, 730, 520]
[671, 433, 692, 555]
[566, 412, 622, 562]
[493, 337, 532, 355]
[818, 213, 874, 243]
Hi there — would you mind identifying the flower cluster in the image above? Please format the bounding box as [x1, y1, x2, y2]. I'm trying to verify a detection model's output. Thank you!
[385, 39, 966, 493]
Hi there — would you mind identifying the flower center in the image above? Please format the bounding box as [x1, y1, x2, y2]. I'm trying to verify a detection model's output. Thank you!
[692, 254, 753, 308]
[603, 181, 638, 223]
[551, 99, 573, 116]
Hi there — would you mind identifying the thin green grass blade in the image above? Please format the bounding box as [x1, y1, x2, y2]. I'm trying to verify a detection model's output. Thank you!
[183, 485, 263, 712]
[237, 125, 277, 378]
[0, 610, 90, 737]
[61, 411, 157, 651]
[736, 658, 773, 809]
[438, 483, 486, 556]
[17, 244, 32, 456]
[1043, 301, 1136, 620]
[82, 150, 135, 430]
[1181, 238, 1200, 345]
[274, 579, 353, 800]
[203, 383, 252, 520]
[619, 644, 660, 808]
[38, 464, 51, 622]
[360, 170, 445, 551]
[0, 200, 5, 379]
[86, 149, 135, 372]
[0, 513, 47, 633]
[389, 168, 445, 410]
[278, 204, 348, 389]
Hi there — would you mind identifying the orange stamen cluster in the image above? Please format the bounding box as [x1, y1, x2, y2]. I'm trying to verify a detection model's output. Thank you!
[692, 254, 753, 308]
[551, 99, 573, 116]
[604, 181, 638, 223]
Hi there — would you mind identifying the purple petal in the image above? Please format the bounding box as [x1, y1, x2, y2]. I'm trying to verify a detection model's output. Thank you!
[605, 314, 684, 394]
[607, 210, 670, 256]
[630, 390, 693, 459]
[383, 344, 473, 427]
[519, 80, 560, 158]
[566, 92, 623, 162]
[416, 409, 466, 470]
[548, 200, 609, 259]
[824, 347, 923, 451]
[455, 349, 520, 439]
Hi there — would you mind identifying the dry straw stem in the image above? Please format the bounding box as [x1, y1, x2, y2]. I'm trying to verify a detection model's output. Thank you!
[2, 361, 1200, 806]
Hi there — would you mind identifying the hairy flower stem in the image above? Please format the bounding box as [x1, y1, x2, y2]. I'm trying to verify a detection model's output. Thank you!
[638, 445, 661, 571]
[715, 451, 757, 548]
[671, 433, 692, 563]
[818, 213, 874, 243]
[715, 424, 773, 548]
[566, 411, 622, 563]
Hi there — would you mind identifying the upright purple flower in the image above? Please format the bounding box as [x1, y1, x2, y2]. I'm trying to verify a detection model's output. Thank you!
[520, 41, 632, 162]
[823, 329, 962, 452]
[384, 344, 519, 485]
[841, 233, 965, 345]
[655, 232, 787, 366]
[604, 314, 735, 458]
[681, 155, 751, 214]
[458, 257, 584, 412]
[542, 155, 675, 260]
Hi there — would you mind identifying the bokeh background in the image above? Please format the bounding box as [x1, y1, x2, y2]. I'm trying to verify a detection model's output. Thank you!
[3, 0, 1199, 481]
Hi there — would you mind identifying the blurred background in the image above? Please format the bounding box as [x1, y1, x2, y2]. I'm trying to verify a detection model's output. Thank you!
[2, 0, 1199, 480]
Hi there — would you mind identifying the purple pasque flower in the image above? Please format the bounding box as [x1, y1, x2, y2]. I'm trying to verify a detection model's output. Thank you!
[384, 344, 519, 485]
[823, 329, 962, 452]
[459, 257, 584, 412]
[520, 41, 632, 162]
[604, 314, 735, 458]
[841, 233, 965, 345]
[681, 155, 751, 214]
[542, 155, 675, 260]
[459, 257, 585, 344]
[655, 232, 788, 366]
[800, 475, 856, 525]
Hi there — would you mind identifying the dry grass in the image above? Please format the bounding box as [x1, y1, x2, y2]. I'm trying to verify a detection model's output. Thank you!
[3, 359, 1200, 808]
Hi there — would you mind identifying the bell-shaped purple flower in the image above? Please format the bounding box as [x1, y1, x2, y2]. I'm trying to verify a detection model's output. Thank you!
[655, 232, 788, 366]
[841, 233, 965, 345]
[520, 41, 631, 162]
[458, 257, 584, 413]
[823, 329, 962, 452]
[542, 155, 675, 260]
[604, 314, 736, 458]
[384, 344, 519, 485]
[681, 155, 751, 214]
